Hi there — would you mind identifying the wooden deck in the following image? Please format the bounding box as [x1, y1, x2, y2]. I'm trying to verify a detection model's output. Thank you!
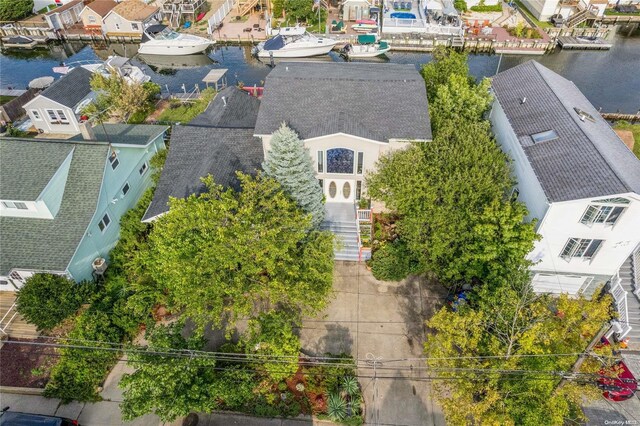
[0, 292, 39, 340]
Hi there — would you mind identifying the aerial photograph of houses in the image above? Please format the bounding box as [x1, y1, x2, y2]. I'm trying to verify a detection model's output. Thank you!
[0, 0, 639, 424]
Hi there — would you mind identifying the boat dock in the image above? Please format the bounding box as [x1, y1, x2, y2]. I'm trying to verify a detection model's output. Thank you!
[0, 89, 27, 97]
[557, 36, 612, 50]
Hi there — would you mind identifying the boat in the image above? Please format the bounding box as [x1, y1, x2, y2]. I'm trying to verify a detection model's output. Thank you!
[1, 35, 38, 49]
[253, 26, 337, 58]
[138, 24, 213, 56]
[53, 56, 150, 84]
[196, 12, 206, 21]
[351, 23, 378, 32]
[342, 39, 391, 58]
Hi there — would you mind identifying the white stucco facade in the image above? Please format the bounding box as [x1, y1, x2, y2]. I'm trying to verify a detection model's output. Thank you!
[520, 0, 559, 20]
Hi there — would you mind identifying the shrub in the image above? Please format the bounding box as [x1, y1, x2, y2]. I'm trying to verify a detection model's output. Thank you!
[342, 376, 359, 396]
[16, 274, 93, 330]
[0, 0, 33, 21]
[470, 4, 502, 12]
[454, 0, 468, 12]
[328, 392, 347, 421]
[371, 240, 420, 281]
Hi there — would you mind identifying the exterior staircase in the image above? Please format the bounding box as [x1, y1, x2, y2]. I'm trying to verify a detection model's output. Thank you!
[0, 291, 39, 340]
[566, 7, 596, 28]
[321, 204, 360, 261]
[620, 252, 640, 346]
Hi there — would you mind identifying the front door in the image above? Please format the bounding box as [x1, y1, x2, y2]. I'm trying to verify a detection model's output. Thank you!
[325, 179, 355, 203]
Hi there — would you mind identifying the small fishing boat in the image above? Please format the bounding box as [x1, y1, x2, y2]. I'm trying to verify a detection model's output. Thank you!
[341, 35, 390, 58]
[2, 35, 37, 49]
[351, 23, 378, 32]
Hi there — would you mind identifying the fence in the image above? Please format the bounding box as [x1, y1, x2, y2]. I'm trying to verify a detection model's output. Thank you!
[207, 0, 235, 34]
[382, 18, 463, 35]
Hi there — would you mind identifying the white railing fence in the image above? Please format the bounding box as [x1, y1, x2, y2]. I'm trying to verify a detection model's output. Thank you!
[610, 274, 632, 339]
[0, 302, 18, 335]
[382, 18, 463, 35]
[208, 0, 235, 34]
[632, 243, 640, 298]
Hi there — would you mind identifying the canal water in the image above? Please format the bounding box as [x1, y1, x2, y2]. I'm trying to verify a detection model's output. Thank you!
[1, 25, 638, 113]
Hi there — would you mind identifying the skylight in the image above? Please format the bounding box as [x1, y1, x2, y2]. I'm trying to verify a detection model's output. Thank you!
[531, 130, 559, 144]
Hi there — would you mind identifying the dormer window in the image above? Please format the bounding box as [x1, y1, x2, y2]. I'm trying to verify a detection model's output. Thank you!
[2, 201, 28, 210]
[109, 150, 119, 170]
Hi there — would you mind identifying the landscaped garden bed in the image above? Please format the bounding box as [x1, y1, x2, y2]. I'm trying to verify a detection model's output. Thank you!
[0, 338, 57, 388]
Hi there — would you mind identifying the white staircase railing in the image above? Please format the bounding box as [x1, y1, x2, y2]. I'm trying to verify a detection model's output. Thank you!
[632, 243, 640, 298]
[356, 207, 372, 262]
[610, 274, 632, 339]
[0, 302, 18, 335]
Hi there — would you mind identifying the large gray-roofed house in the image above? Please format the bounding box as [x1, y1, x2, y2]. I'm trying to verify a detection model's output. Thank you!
[189, 86, 260, 128]
[0, 139, 108, 278]
[142, 126, 263, 221]
[38, 67, 93, 108]
[491, 60, 640, 203]
[254, 62, 432, 142]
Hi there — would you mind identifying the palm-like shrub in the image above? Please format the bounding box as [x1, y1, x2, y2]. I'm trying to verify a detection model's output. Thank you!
[342, 376, 359, 396]
[327, 392, 347, 421]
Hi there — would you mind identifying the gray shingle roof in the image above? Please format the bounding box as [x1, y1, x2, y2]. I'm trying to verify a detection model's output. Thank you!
[0, 138, 108, 276]
[69, 123, 168, 146]
[39, 67, 93, 108]
[142, 125, 264, 221]
[1, 141, 73, 200]
[254, 62, 432, 142]
[189, 86, 260, 128]
[492, 61, 640, 202]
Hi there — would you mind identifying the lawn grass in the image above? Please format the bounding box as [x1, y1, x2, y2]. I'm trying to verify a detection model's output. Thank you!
[0, 95, 16, 105]
[614, 121, 640, 159]
[604, 8, 640, 16]
[157, 87, 217, 123]
[513, 0, 553, 28]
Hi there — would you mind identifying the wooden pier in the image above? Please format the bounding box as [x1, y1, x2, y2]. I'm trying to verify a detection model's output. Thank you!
[0, 89, 27, 97]
[601, 112, 640, 123]
[557, 36, 612, 50]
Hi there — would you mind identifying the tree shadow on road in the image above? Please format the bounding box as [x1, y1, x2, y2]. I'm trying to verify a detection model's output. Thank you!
[301, 323, 354, 357]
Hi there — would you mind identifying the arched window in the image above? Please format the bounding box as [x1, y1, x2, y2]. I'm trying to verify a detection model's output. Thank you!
[326, 148, 355, 174]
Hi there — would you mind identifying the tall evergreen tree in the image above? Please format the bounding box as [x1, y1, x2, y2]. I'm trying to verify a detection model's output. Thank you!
[263, 123, 325, 228]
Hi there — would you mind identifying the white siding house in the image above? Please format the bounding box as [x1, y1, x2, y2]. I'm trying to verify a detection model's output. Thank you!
[490, 60, 640, 340]
[23, 67, 94, 135]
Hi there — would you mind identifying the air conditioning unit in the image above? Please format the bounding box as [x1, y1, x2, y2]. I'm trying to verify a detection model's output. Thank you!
[92, 257, 107, 275]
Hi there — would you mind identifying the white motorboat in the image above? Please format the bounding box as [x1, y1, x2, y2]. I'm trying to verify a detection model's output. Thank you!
[138, 24, 213, 56]
[253, 26, 337, 59]
[137, 53, 213, 72]
[53, 56, 150, 84]
[342, 41, 391, 58]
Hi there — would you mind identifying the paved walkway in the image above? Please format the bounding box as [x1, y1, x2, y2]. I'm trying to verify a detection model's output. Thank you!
[300, 262, 448, 426]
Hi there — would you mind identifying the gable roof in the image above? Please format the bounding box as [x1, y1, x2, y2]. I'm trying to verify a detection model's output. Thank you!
[110, 0, 159, 21]
[69, 123, 168, 146]
[37, 67, 93, 108]
[492, 61, 640, 202]
[142, 125, 263, 221]
[189, 86, 261, 128]
[84, 0, 118, 16]
[254, 62, 432, 142]
[46, 0, 84, 15]
[0, 138, 109, 276]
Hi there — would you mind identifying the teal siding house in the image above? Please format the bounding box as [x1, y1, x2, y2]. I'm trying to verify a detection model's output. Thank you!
[0, 124, 167, 290]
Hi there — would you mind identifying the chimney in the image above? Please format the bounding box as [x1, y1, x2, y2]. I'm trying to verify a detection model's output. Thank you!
[79, 121, 96, 141]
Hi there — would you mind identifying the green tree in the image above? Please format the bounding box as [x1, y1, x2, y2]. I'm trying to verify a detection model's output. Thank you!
[146, 173, 334, 333]
[424, 273, 613, 425]
[263, 123, 325, 228]
[16, 273, 92, 330]
[367, 121, 537, 284]
[120, 323, 257, 421]
[82, 71, 159, 123]
[429, 73, 492, 132]
[243, 311, 301, 382]
[420, 46, 472, 102]
[0, 0, 33, 21]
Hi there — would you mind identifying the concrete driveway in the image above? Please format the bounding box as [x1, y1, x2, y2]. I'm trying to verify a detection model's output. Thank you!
[300, 262, 448, 426]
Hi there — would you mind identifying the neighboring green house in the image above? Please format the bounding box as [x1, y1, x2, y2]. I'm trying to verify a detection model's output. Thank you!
[0, 124, 167, 290]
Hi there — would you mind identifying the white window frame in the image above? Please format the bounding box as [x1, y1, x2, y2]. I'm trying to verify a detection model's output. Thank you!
[356, 152, 364, 175]
[560, 238, 604, 261]
[56, 109, 69, 124]
[580, 204, 626, 226]
[121, 182, 130, 197]
[2, 201, 28, 210]
[31, 109, 41, 120]
[88, 15, 96, 23]
[317, 151, 324, 173]
[45, 109, 69, 125]
[139, 162, 149, 175]
[97, 212, 111, 233]
[131, 22, 139, 30]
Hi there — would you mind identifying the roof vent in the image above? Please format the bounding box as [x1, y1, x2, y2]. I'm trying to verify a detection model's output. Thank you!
[520, 97, 527, 104]
[573, 107, 595, 123]
[222, 96, 227, 106]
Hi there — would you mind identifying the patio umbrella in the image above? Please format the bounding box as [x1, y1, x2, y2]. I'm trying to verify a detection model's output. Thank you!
[28, 76, 54, 89]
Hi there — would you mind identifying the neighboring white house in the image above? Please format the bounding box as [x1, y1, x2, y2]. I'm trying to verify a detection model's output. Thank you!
[490, 60, 640, 339]
[102, 0, 160, 37]
[45, 0, 85, 31]
[23, 67, 94, 135]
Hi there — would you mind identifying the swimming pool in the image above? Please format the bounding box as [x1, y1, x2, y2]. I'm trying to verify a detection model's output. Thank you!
[390, 12, 416, 19]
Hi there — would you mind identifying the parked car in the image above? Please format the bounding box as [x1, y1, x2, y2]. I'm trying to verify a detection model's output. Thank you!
[0, 407, 79, 426]
[550, 14, 564, 27]
[597, 361, 638, 401]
